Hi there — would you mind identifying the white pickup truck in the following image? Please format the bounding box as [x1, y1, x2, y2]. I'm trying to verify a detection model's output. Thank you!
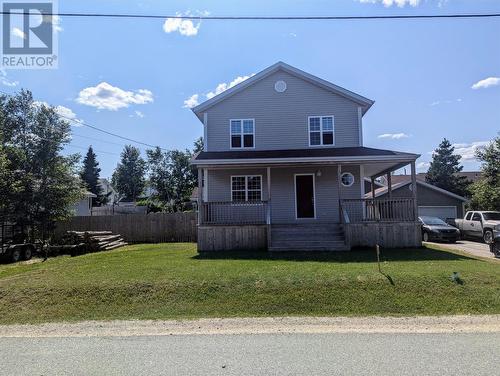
[452, 211, 500, 243]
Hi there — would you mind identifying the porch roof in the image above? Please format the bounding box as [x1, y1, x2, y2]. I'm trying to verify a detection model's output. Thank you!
[191, 146, 419, 169]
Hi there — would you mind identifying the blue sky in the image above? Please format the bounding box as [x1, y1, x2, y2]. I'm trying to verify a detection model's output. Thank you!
[2, 0, 500, 177]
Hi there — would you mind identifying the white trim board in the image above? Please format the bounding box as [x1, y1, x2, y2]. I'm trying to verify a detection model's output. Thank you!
[193, 155, 419, 166]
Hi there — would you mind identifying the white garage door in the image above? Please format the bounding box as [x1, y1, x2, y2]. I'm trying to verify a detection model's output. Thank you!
[418, 206, 457, 220]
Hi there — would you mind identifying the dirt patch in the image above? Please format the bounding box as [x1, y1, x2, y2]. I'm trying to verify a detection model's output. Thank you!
[1, 315, 499, 338]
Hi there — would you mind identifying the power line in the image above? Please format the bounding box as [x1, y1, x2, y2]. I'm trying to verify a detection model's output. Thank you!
[0, 89, 167, 151]
[22, 132, 122, 156]
[56, 113, 167, 151]
[71, 132, 128, 148]
[1, 11, 500, 20]
[65, 144, 121, 156]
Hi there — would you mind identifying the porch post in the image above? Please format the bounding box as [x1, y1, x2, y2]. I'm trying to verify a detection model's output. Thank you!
[337, 164, 342, 222]
[197, 168, 203, 226]
[266, 167, 271, 225]
[387, 173, 392, 199]
[411, 161, 418, 221]
[266, 167, 272, 250]
[371, 177, 376, 200]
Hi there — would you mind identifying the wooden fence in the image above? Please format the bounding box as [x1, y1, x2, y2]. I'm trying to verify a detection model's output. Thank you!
[55, 212, 197, 243]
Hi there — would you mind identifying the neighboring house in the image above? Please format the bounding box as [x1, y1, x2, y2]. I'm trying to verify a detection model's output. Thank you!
[363, 177, 384, 195]
[98, 178, 119, 204]
[190, 62, 421, 251]
[72, 191, 97, 216]
[365, 175, 467, 220]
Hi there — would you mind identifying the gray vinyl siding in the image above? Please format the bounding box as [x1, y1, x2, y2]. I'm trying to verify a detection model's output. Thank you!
[206, 165, 362, 224]
[205, 70, 361, 152]
[207, 168, 269, 202]
[378, 184, 464, 218]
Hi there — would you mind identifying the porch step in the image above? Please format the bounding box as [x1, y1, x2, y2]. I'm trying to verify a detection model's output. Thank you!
[269, 241, 349, 252]
[270, 224, 348, 251]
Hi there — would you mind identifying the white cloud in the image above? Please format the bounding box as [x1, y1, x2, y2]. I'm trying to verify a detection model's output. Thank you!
[76, 82, 154, 111]
[206, 74, 255, 99]
[452, 141, 490, 161]
[430, 98, 462, 106]
[183, 73, 254, 109]
[417, 162, 430, 169]
[471, 77, 500, 90]
[134, 110, 145, 118]
[183, 94, 199, 108]
[0, 70, 18, 87]
[163, 13, 200, 36]
[35, 101, 83, 127]
[378, 133, 410, 140]
[358, 0, 421, 7]
[12, 27, 26, 39]
[51, 15, 63, 32]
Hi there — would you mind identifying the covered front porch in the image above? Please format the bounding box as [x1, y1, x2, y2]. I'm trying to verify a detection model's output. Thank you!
[198, 162, 421, 251]
[192, 148, 421, 251]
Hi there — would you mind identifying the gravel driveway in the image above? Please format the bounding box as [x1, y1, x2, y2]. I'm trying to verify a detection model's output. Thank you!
[426, 240, 497, 259]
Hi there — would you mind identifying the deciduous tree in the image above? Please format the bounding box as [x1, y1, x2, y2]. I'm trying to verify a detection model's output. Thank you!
[469, 136, 500, 210]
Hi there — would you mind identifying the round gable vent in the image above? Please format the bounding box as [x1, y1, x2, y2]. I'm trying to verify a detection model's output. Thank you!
[274, 80, 287, 93]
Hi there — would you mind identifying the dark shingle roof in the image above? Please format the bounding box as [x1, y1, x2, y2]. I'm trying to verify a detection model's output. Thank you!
[193, 147, 415, 161]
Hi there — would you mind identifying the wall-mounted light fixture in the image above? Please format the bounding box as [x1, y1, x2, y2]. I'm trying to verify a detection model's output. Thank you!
[316, 169, 322, 177]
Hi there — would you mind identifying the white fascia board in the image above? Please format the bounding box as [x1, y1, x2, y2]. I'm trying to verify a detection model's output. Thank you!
[191, 154, 418, 166]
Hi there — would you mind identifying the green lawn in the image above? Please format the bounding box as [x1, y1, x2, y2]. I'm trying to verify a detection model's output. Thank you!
[0, 243, 499, 324]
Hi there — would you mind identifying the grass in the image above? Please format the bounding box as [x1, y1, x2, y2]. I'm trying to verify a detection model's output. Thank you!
[0, 243, 499, 324]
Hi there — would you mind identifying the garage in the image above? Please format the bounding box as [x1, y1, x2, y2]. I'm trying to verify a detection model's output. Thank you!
[365, 177, 467, 219]
[418, 206, 457, 220]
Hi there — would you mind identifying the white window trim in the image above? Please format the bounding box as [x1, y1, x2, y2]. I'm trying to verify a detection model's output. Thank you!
[230, 175, 263, 202]
[294, 173, 317, 220]
[308, 115, 335, 147]
[229, 118, 255, 150]
[341, 172, 355, 187]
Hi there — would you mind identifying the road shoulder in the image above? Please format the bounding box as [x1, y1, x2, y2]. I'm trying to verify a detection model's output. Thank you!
[1, 315, 499, 338]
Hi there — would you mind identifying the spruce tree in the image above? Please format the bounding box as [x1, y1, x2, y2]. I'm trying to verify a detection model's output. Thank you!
[426, 138, 469, 197]
[80, 146, 104, 206]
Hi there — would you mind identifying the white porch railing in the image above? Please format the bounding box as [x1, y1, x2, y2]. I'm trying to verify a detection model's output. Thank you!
[200, 201, 269, 225]
[341, 198, 416, 224]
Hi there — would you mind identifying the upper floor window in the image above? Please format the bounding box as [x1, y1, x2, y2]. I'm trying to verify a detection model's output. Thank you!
[309, 116, 334, 146]
[231, 119, 254, 148]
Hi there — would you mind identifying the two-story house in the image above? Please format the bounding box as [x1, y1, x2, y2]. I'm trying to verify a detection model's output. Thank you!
[191, 62, 421, 251]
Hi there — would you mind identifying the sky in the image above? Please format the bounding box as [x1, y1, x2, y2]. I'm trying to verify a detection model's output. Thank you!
[2, 0, 499, 178]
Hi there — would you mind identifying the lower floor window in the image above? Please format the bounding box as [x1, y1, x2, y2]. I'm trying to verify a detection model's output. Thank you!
[231, 175, 262, 201]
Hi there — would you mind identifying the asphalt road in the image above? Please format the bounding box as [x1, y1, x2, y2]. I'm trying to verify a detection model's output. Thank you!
[1, 333, 498, 376]
[426, 239, 496, 259]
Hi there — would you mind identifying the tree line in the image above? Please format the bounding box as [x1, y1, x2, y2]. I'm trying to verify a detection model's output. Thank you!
[1, 89, 203, 242]
[1, 88, 498, 244]
[81, 137, 202, 213]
